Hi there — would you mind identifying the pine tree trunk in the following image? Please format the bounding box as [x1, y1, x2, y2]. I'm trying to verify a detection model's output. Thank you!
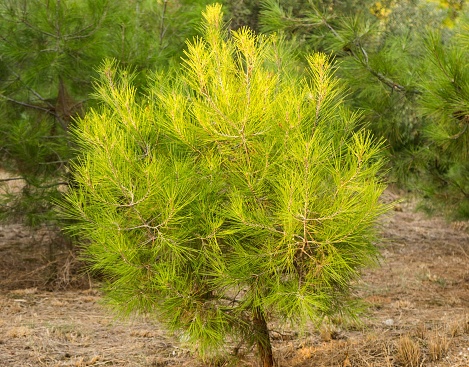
[253, 307, 275, 367]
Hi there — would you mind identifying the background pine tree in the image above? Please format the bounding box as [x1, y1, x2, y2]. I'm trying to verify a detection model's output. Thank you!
[0, 0, 216, 226]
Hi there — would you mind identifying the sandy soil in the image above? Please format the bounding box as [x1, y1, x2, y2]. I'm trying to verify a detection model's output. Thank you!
[0, 189, 468, 367]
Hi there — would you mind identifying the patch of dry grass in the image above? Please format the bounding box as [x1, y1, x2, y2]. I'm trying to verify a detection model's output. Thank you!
[396, 335, 422, 367]
[6, 325, 32, 338]
[428, 331, 450, 362]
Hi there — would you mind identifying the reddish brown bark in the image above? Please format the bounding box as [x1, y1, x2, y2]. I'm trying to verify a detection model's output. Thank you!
[253, 307, 275, 367]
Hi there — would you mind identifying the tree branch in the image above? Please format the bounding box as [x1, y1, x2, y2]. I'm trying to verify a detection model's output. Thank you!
[159, 0, 169, 45]
[0, 177, 25, 183]
[0, 94, 58, 117]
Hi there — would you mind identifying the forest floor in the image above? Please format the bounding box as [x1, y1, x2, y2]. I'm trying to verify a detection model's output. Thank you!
[0, 189, 468, 367]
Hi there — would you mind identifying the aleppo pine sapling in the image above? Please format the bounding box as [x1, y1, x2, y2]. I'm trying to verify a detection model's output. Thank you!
[63, 4, 388, 366]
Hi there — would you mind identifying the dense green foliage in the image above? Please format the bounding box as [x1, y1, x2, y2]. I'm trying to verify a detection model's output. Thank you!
[259, 0, 442, 154]
[0, 0, 214, 225]
[63, 5, 388, 364]
[259, 0, 469, 217]
[3, 1, 467, 226]
[416, 23, 469, 217]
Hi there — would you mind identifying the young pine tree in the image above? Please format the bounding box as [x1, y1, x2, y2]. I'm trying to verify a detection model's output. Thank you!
[63, 4, 388, 366]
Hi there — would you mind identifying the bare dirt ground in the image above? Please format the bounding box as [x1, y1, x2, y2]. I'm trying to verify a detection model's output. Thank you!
[0, 189, 468, 367]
